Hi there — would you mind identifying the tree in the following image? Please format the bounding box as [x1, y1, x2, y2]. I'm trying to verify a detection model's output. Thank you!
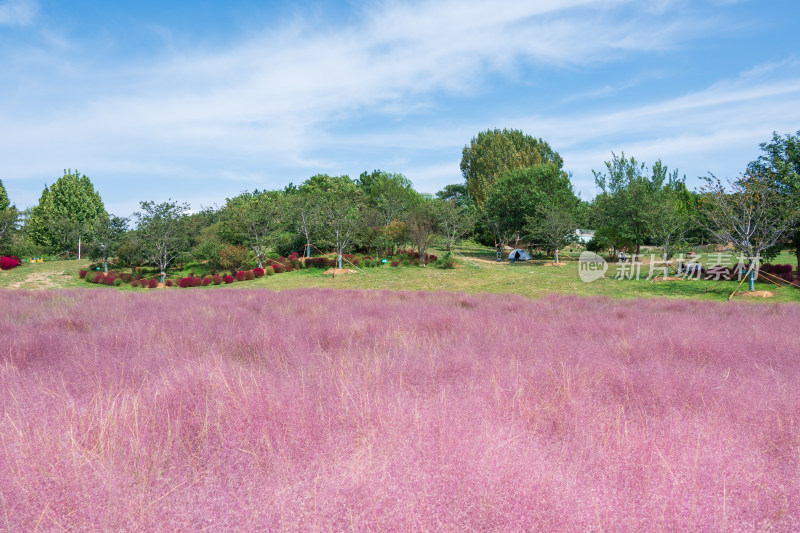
[407, 198, 439, 267]
[88, 214, 129, 272]
[436, 183, 473, 209]
[357, 170, 419, 226]
[748, 130, 800, 271]
[699, 170, 797, 290]
[28, 170, 106, 257]
[303, 174, 363, 269]
[593, 153, 682, 257]
[461, 129, 563, 207]
[485, 162, 578, 248]
[435, 198, 476, 251]
[135, 200, 191, 283]
[0, 179, 18, 254]
[525, 203, 577, 263]
[223, 190, 286, 268]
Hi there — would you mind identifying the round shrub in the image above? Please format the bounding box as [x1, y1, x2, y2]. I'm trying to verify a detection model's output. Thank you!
[265, 266, 274, 276]
[121, 273, 133, 283]
[165, 279, 174, 287]
[223, 275, 235, 284]
[288, 251, 300, 261]
[391, 261, 399, 267]
[244, 270, 254, 281]
[352, 259, 359, 266]
[130, 280, 140, 288]
[0, 256, 21, 270]
[79, 270, 88, 279]
[272, 263, 285, 274]
[328, 259, 337, 268]
[253, 267, 265, 278]
[235, 270, 247, 282]
[178, 277, 193, 288]
[202, 276, 211, 286]
[113, 278, 123, 287]
[212, 274, 223, 285]
[148, 279, 158, 289]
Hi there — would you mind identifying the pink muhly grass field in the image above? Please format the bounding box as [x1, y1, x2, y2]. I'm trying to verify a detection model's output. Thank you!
[1, 290, 799, 531]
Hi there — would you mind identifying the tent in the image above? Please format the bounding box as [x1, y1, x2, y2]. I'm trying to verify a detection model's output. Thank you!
[508, 248, 531, 261]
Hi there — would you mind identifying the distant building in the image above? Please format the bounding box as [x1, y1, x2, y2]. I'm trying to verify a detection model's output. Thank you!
[575, 228, 595, 243]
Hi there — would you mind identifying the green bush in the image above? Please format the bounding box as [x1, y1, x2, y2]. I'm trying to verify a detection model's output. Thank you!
[437, 251, 456, 269]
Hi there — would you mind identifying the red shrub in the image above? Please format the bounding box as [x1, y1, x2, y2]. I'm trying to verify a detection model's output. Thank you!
[352, 259, 359, 266]
[79, 270, 88, 278]
[391, 261, 399, 267]
[147, 279, 158, 289]
[253, 267, 265, 278]
[212, 274, 223, 285]
[202, 277, 211, 286]
[245, 270, 255, 281]
[272, 263, 285, 274]
[178, 277, 193, 288]
[130, 280, 139, 288]
[235, 270, 247, 281]
[1, 256, 20, 270]
[288, 252, 300, 261]
[224, 275, 235, 284]
[328, 259, 337, 268]
[165, 279, 174, 287]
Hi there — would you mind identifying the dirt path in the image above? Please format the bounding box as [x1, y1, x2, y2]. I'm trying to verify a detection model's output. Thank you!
[5, 270, 71, 290]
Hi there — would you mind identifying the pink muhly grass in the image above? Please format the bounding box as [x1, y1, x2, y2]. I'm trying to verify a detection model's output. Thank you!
[0, 291, 799, 530]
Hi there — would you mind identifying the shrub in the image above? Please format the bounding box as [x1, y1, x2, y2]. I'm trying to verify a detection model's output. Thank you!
[202, 277, 212, 286]
[148, 279, 158, 289]
[438, 251, 456, 269]
[219, 245, 250, 273]
[178, 277, 193, 288]
[265, 266, 274, 276]
[288, 252, 300, 261]
[235, 271, 247, 282]
[192, 277, 203, 287]
[130, 280, 139, 288]
[391, 261, 399, 267]
[272, 263, 285, 274]
[121, 273, 133, 283]
[212, 274, 223, 285]
[290, 260, 302, 270]
[79, 270, 88, 279]
[92, 272, 106, 284]
[429, 255, 438, 262]
[328, 259, 337, 268]
[253, 267, 265, 278]
[352, 259, 359, 266]
[113, 278, 123, 287]
[223, 275, 235, 284]
[165, 279, 174, 287]
[0, 256, 21, 270]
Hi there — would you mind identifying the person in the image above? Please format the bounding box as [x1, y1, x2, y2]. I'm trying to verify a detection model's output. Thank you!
[496, 244, 502, 262]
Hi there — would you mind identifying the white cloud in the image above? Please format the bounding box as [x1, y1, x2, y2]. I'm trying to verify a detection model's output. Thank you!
[0, 0, 36, 26]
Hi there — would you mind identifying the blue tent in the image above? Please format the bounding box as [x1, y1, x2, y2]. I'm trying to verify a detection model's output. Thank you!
[508, 249, 531, 261]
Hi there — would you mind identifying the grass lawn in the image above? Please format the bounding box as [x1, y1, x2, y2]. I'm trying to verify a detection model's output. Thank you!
[2, 246, 800, 303]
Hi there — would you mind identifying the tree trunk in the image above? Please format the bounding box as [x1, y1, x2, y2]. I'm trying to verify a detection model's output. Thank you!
[338, 253, 342, 269]
[78, 235, 82, 260]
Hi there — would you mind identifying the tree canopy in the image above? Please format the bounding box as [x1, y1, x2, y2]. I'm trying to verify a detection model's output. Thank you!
[460, 128, 563, 207]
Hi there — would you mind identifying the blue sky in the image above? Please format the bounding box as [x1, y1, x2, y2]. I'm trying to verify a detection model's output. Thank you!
[1, 0, 799, 216]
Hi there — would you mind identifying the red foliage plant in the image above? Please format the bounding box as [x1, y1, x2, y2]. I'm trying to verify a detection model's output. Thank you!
[245, 270, 255, 281]
[391, 261, 399, 267]
[79, 270, 88, 279]
[235, 270, 247, 282]
[212, 274, 223, 285]
[272, 263, 285, 274]
[130, 280, 139, 288]
[253, 267, 265, 278]
[202, 277, 212, 286]
[288, 252, 300, 261]
[148, 279, 158, 289]
[223, 275, 235, 284]
[191, 277, 203, 287]
[178, 277, 193, 288]
[0, 256, 21, 270]
[165, 279, 174, 287]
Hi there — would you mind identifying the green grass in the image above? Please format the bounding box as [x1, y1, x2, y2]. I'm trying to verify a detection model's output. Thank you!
[2, 247, 799, 303]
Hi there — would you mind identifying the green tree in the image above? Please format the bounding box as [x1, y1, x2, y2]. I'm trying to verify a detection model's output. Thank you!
[0, 178, 18, 254]
[28, 170, 106, 257]
[88, 214, 129, 272]
[525, 203, 578, 263]
[134, 200, 191, 283]
[485, 162, 578, 248]
[407, 197, 439, 267]
[222, 190, 286, 268]
[435, 198, 476, 251]
[301, 174, 364, 268]
[461, 129, 563, 207]
[0, 178, 9, 211]
[436, 183, 473, 209]
[593, 153, 682, 257]
[748, 130, 800, 271]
